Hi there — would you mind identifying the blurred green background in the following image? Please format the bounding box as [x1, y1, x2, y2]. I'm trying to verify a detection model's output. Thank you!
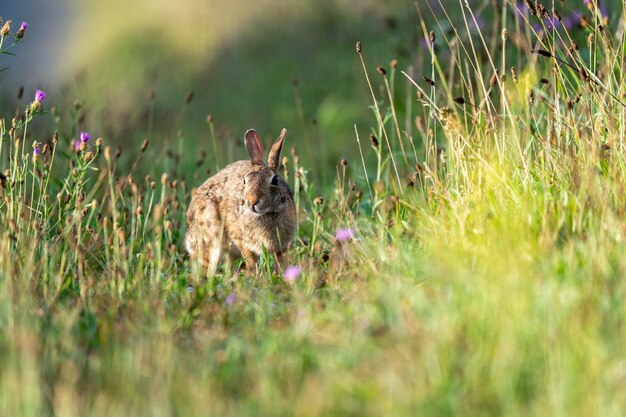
[2, 0, 424, 185]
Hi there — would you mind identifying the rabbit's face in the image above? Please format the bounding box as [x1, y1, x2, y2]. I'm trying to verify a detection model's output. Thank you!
[242, 166, 290, 215]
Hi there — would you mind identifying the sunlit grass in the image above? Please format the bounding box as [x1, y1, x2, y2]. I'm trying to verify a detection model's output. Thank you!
[2, 1, 626, 416]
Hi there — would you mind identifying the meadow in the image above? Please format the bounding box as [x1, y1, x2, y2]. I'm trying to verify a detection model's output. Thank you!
[1, 1, 626, 416]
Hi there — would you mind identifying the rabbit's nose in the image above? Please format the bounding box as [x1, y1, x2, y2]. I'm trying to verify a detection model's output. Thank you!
[246, 194, 260, 206]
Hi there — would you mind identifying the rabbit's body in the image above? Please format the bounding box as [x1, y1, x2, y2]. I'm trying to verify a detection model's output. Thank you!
[185, 129, 295, 273]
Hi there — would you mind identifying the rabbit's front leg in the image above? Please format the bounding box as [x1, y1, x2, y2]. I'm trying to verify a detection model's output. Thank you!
[242, 248, 258, 272]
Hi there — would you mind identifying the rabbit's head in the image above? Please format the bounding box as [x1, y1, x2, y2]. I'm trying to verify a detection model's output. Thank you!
[240, 129, 292, 216]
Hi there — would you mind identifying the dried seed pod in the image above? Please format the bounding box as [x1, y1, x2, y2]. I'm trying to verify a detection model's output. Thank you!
[423, 76, 435, 86]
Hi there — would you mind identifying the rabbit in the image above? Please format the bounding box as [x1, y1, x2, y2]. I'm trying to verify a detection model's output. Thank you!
[185, 128, 296, 274]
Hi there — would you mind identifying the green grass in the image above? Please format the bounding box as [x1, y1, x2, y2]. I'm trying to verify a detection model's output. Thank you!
[2, 1, 626, 416]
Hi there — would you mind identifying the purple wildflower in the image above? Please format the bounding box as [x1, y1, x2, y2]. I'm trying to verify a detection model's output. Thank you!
[335, 228, 354, 242]
[35, 89, 45, 102]
[284, 265, 302, 283]
[20, 22, 28, 31]
[186, 286, 194, 293]
[225, 293, 237, 305]
[80, 132, 91, 143]
[32, 143, 41, 162]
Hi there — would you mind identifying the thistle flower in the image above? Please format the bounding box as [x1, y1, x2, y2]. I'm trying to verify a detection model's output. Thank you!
[284, 265, 302, 283]
[35, 89, 46, 102]
[32, 142, 40, 162]
[335, 228, 354, 241]
[30, 89, 46, 112]
[16, 21, 27, 39]
[225, 293, 237, 305]
[75, 133, 90, 151]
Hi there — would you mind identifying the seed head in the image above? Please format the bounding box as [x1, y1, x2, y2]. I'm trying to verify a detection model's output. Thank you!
[140, 139, 149, 152]
[580, 15, 590, 28]
[453, 96, 466, 105]
[370, 134, 379, 147]
[423, 76, 435, 87]
[511, 67, 518, 84]
[490, 71, 499, 87]
[390, 59, 398, 69]
[206, 114, 213, 124]
[1, 20, 11, 37]
[501, 28, 507, 40]
[535, 1, 549, 18]
[104, 146, 111, 161]
[524, 0, 537, 15]
[313, 197, 324, 206]
[356, 41, 362, 53]
[340, 158, 348, 166]
[96, 137, 103, 147]
[376, 66, 387, 76]
[429, 30, 435, 45]
[83, 151, 94, 162]
[184, 90, 194, 104]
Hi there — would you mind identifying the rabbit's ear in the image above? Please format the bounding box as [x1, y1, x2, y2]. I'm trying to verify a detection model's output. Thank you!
[245, 129, 265, 165]
[268, 128, 287, 171]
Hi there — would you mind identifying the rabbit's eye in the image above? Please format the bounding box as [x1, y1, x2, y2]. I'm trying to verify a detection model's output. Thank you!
[270, 176, 278, 186]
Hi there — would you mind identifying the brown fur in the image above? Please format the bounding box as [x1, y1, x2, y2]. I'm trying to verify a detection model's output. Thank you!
[185, 129, 296, 273]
